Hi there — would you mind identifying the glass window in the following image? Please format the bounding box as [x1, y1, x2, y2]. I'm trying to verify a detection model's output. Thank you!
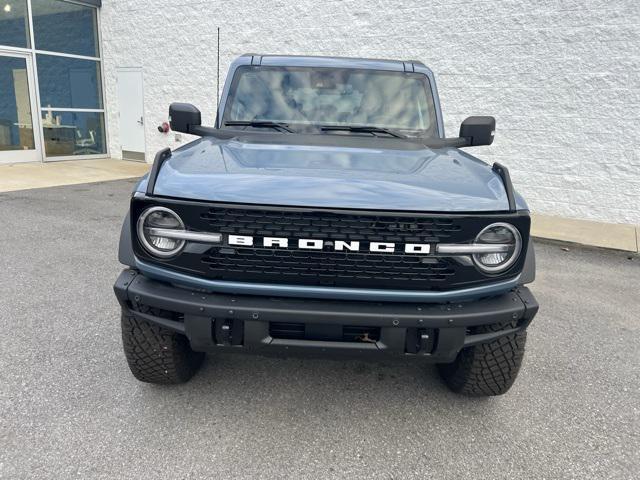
[36, 54, 102, 109]
[41, 110, 105, 157]
[0, 55, 35, 151]
[0, 0, 29, 48]
[223, 66, 438, 137]
[31, 0, 99, 57]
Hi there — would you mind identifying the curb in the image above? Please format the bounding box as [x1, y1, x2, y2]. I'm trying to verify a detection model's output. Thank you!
[0, 159, 149, 193]
[531, 214, 639, 253]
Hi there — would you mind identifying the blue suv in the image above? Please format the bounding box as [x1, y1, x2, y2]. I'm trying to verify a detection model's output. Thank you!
[114, 55, 538, 396]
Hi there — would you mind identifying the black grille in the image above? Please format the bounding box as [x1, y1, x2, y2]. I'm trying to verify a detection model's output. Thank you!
[202, 249, 455, 284]
[131, 199, 530, 292]
[269, 322, 305, 340]
[269, 322, 380, 343]
[201, 207, 462, 243]
[198, 207, 461, 288]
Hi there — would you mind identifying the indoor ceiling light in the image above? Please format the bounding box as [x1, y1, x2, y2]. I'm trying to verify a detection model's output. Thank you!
[3, 4, 11, 13]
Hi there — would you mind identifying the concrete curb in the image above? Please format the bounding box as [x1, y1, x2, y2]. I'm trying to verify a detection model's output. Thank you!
[0, 159, 149, 193]
[532, 214, 639, 253]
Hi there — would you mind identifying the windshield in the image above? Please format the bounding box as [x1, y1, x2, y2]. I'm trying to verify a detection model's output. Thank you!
[222, 66, 439, 137]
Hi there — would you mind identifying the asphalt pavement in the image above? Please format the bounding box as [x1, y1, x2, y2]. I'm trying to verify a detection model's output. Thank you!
[1, 179, 638, 479]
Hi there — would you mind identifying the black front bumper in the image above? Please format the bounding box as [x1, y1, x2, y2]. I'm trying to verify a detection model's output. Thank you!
[114, 269, 538, 362]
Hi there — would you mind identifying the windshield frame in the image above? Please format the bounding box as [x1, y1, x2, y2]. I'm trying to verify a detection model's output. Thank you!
[219, 65, 441, 138]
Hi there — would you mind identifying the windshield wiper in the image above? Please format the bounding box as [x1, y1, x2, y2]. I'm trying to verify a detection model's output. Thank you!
[320, 125, 406, 138]
[224, 120, 293, 133]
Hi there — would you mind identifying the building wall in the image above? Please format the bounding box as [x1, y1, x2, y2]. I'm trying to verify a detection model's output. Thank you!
[100, 0, 640, 225]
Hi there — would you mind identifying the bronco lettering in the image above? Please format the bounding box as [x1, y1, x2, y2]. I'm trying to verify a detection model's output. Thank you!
[227, 235, 431, 254]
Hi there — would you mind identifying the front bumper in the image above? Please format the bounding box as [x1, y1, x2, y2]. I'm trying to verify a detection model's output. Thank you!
[114, 269, 538, 362]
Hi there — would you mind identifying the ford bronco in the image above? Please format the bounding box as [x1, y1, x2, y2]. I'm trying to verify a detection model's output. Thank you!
[114, 55, 538, 396]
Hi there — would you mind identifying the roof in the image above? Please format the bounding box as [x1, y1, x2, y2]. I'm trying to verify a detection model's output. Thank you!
[238, 54, 427, 72]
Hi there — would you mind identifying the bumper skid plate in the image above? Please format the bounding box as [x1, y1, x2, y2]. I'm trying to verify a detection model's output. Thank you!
[114, 269, 538, 362]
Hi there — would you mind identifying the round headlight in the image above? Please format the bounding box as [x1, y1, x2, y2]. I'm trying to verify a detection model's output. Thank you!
[473, 222, 522, 273]
[137, 206, 185, 258]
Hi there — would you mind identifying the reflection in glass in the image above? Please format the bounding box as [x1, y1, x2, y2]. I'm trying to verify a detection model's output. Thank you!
[41, 110, 106, 156]
[31, 0, 99, 57]
[0, 0, 29, 48]
[0, 56, 35, 151]
[223, 66, 438, 136]
[37, 54, 103, 109]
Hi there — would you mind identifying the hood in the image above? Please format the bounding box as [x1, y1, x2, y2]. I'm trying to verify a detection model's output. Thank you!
[139, 134, 526, 212]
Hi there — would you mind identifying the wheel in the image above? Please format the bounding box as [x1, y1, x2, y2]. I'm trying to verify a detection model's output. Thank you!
[437, 321, 527, 396]
[121, 308, 204, 384]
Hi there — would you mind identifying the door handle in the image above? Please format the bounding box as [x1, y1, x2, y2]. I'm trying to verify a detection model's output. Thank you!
[137, 117, 144, 125]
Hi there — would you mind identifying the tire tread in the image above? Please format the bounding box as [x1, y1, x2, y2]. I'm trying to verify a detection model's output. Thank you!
[438, 321, 526, 396]
[121, 308, 204, 384]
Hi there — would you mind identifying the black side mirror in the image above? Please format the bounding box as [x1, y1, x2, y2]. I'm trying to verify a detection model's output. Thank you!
[459, 116, 495, 146]
[169, 103, 201, 134]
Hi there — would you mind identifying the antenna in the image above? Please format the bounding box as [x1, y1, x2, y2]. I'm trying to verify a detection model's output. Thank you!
[216, 27, 220, 127]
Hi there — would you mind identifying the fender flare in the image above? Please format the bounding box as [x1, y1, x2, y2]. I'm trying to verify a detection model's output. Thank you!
[118, 212, 136, 267]
[520, 238, 536, 284]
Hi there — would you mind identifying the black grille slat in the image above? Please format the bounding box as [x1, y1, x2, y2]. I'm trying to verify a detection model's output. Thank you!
[269, 322, 381, 343]
[202, 248, 455, 284]
[201, 208, 461, 244]
[269, 322, 305, 339]
[201, 208, 461, 243]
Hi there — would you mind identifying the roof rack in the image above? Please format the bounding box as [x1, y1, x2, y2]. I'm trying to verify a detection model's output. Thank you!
[492, 162, 516, 212]
[145, 147, 171, 196]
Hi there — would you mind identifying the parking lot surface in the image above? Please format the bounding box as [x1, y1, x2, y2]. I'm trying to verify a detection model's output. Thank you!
[1, 180, 638, 479]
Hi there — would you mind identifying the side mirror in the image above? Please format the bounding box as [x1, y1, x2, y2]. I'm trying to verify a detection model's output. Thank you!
[169, 103, 201, 134]
[459, 116, 495, 146]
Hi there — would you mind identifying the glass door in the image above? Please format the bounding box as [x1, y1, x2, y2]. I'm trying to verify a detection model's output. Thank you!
[0, 50, 42, 163]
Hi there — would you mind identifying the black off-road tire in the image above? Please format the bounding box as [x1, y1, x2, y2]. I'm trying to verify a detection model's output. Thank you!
[121, 309, 204, 384]
[437, 321, 527, 396]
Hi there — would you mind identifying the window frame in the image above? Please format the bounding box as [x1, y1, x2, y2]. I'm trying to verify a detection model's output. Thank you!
[0, 0, 31, 49]
[0, 0, 108, 162]
[31, 0, 100, 58]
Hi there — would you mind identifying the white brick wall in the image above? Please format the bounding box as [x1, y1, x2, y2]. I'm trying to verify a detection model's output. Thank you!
[100, 0, 640, 224]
